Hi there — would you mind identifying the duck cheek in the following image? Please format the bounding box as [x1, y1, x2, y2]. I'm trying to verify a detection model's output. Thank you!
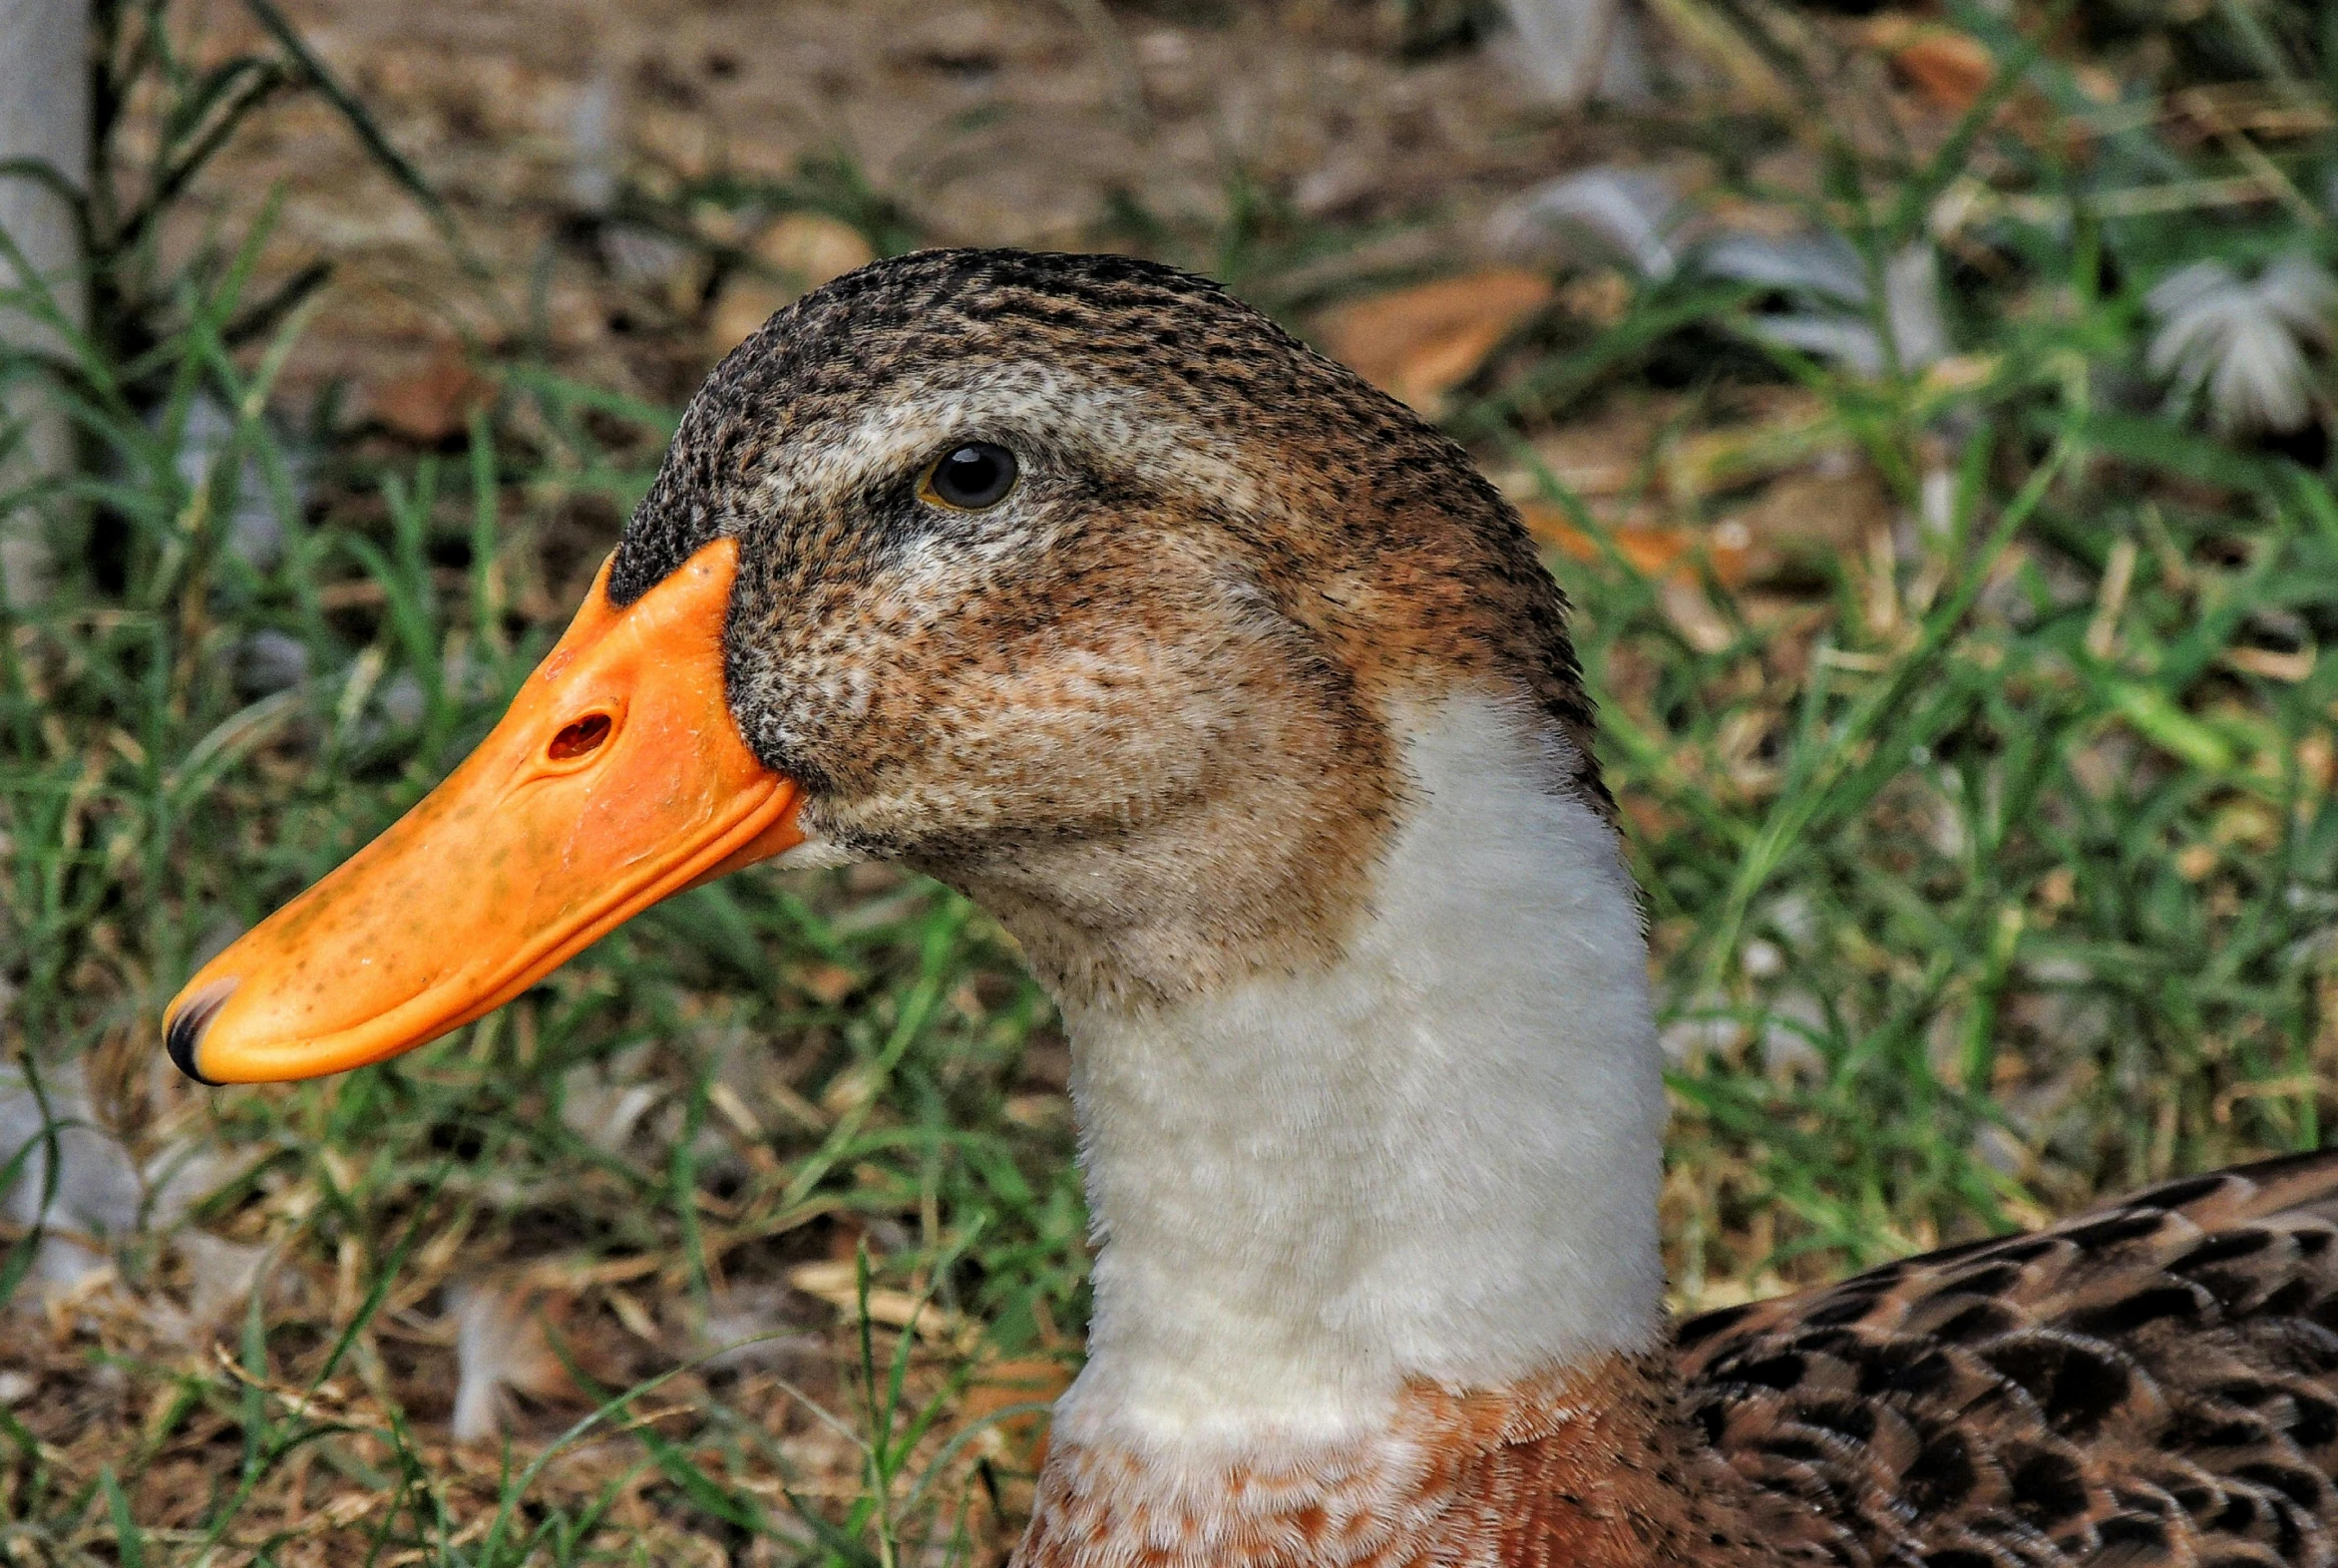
[162, 539, 805, 1087]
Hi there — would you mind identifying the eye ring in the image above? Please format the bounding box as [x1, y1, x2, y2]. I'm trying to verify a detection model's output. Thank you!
[919, 442, 1019, 512]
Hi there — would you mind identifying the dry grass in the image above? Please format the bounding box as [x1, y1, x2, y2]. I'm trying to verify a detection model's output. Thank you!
[8, 0, 2338, 1561]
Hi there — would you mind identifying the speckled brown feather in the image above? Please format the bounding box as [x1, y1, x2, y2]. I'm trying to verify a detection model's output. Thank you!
[1673, 1148, 2338, 1568]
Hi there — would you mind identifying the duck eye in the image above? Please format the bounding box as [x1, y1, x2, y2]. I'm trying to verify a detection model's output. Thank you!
[921, 443, 1018, 511]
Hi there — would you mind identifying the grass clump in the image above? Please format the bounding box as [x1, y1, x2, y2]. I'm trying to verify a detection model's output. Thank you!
[4, 0, 2338, 1561]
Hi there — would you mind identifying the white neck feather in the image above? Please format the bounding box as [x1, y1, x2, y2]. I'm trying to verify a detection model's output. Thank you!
[1051, 691, 1667, 1454]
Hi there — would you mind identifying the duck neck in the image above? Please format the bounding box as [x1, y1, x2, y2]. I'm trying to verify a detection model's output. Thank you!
[1049, 693, 1670, 1455]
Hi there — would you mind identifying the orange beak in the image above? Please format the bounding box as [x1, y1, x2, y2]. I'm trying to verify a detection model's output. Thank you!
[164, 539, 804, 1085]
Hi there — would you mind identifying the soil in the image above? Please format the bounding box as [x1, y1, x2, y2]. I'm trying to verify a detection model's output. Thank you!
[170, 0, 1628, 423]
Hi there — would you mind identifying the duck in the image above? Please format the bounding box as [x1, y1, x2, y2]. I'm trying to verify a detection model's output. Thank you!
[165, 247, 2338, 1568]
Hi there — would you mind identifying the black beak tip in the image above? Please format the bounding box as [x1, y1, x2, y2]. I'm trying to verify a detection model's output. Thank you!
[165, 983, 232, 1085]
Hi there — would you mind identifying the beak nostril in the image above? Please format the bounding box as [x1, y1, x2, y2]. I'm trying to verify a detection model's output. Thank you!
[549, 713, 612, 762]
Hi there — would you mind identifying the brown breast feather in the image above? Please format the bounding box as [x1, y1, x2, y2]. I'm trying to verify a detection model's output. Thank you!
[1013, 1358, 1803, 1568]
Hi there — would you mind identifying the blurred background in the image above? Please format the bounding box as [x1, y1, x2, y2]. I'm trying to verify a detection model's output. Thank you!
[4, 0, 2338, 1560]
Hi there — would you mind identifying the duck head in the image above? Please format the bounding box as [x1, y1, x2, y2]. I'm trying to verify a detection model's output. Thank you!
[165, 248, 1612, 1085]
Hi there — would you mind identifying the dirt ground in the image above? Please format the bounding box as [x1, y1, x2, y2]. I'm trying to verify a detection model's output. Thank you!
[173, 0, 1628, 425]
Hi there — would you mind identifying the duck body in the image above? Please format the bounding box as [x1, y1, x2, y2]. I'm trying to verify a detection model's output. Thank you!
[1026, 1149, 2338, 1568]
[163, 250, 2338, 1568]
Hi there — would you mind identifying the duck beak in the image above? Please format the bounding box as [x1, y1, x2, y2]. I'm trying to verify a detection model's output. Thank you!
[163, 538, 804, 1085]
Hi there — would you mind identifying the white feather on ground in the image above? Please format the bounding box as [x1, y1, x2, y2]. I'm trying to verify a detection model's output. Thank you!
[1491, 166, 1691, 278]
[0, 1060, 227, 1303]
[448, 1278, 574, 1442]
[560, 1057, 663, 1156]
[0, 1063, 151, 1292]
[1494, 0, 1651, 107]
[2146, 255, 2338, 435]
[1493, 166, 1951, 378]
[694, 1283, 822, 1372]
[1700, 229, 1868, 301]
[566, 69, 619, 213]
[1883, 246, 1953, 370]
[1721, 239, 1951, 377]
[137, 1231, 271, 1345]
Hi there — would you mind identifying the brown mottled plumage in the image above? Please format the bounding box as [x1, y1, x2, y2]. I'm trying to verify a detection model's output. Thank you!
[1679, 1150, 2338, 1568]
